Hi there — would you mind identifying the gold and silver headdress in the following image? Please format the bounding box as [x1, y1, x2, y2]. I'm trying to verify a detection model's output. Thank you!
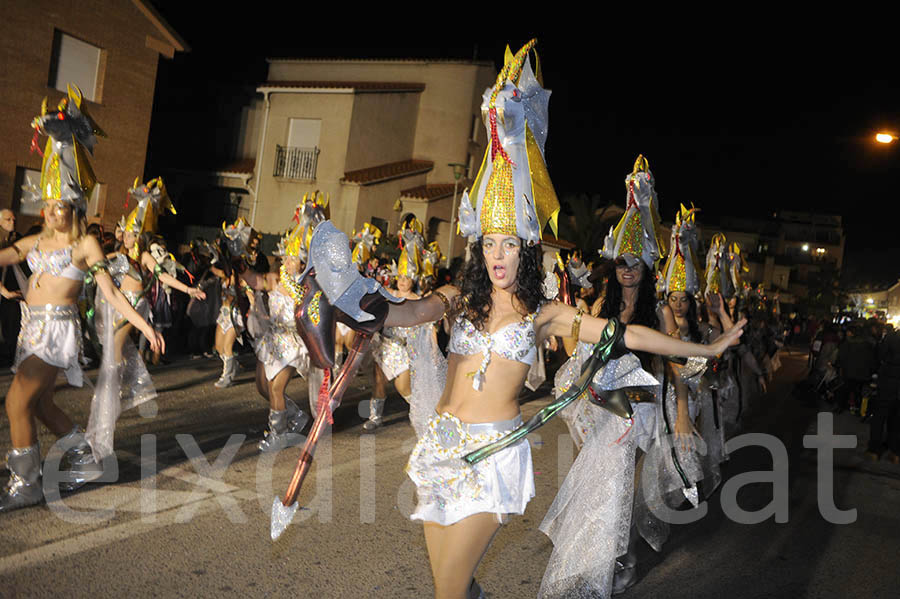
[21, 84, 105, 216]
[292, 191, 330, 262]
[222, 217, 252, 258]
[351, 223, 381, 265]
[397, 217, 425, 282]
[727, 242, 749, 295]
[659, 204, 702, 296]
[705, 233, 733, 298]
[124, 177, 175, 235]
[422, 241, 443, 280]
[601, 155, 665, 268]
[457, 39, 560, 244]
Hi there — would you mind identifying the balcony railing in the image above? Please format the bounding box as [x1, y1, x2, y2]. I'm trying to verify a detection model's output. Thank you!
[273, 145, 319, 180]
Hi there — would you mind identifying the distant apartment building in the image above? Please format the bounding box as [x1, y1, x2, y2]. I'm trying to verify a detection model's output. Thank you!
[0, 0, 186, 231]
[190, 57, 496, 261]
[697, 211, 845, 301]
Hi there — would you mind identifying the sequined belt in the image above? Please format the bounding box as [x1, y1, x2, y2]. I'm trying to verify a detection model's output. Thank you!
[22, 303, 79, 321]
[428, 412, 523, 451]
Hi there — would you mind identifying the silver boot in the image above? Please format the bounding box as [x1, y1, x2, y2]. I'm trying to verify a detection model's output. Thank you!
[284, 396, 310, 434]
[611, 526, 640, 595]
[0, 445, 43, 513]
[214, 355, 236, 388]
[258, 409, 303, 453]
[55, 427, 104, 493]
[362, 398, 386, 433]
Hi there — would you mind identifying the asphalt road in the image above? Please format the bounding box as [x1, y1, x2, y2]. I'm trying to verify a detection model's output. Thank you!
[1, 350, 899, 598]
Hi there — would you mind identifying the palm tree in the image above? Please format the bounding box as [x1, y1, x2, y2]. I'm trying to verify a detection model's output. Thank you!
[557, 192, 624, 257]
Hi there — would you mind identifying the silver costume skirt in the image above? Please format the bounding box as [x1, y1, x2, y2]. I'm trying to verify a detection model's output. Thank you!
[13, 304, 86, 387]
[255, 326, 310, 381]
[216, 302, 244, 335]
[372, 329, 410, 381]
[406, 412, 534, 526]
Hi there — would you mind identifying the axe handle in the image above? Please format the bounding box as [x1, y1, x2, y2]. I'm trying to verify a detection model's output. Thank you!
[281, 333, 372, 507]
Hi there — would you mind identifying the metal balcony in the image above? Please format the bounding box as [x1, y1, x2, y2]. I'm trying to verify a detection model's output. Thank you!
[273, 145, 319, 180]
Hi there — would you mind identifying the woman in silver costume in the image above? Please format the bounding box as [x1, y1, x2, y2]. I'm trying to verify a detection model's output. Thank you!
[363, 217, 443, 436]
[382, 42, 746, 599]
[227, 218, 310, 453]
[0, 87, 164, 512]
[82, 179, 206, 469]
[540, 166, 710, 598]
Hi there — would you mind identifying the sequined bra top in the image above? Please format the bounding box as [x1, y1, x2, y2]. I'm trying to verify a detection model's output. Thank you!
[26, 241, 85, 288]
[447, 305, 541, 390]
[107, 253, 143, 286]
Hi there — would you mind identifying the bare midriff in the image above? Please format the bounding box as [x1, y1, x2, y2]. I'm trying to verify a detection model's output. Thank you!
[435, 352, 530, 423]
[25, 274, 81, 307]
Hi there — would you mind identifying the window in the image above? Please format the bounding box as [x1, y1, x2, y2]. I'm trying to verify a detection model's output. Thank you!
[13, 167, 43, 216]
[48, 31, 104, 102]
[274, 119, 321, 179]
[470, 114, 481, 142]
[287, 118, 321, 149]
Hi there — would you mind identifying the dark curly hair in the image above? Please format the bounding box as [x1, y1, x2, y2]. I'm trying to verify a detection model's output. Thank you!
[599, 261, 659, 330]
[456, 239, 545, 330]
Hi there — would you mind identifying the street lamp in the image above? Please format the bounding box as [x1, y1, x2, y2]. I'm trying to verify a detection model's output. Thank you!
[876, 132, 896, 144]
[446, 162, 468, 266]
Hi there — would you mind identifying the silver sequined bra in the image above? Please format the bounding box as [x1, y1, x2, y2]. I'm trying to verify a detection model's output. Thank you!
[106, 253, 142, 287]
[447, 305, 541, 390]
[26, 241, 85, 287]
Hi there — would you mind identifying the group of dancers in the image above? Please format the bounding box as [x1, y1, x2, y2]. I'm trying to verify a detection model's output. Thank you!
[0, 40, 771, 599]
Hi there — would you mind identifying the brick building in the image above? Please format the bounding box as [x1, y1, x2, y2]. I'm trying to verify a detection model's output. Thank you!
[0, 0, 186, 231]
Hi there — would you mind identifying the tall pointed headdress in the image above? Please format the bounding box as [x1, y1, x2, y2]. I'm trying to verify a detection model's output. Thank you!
[222, 217, 252, 258]
[659, 204, 702, 295]
[422, 241, 443, 279]
[727, 242, 750, 294]
[705, 233, 734, 298]
[124, 177, 175, 235]
[457, 39, 560, 244]
[21, 84, 106, 216]
[397, 217, 425, 282]
[600, 155, 665, 268]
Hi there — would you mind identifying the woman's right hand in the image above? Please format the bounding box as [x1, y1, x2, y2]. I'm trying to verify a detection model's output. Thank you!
[144, 328, 166, 355]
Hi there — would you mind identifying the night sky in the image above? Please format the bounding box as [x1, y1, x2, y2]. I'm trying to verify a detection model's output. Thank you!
[146, 7, 900, 287]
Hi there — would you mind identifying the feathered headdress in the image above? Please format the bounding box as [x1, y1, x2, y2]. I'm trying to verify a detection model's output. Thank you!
[457, 39, 560, 244]
[21, 84, 106, 216]
[124, 177, 175, 235]
[291, 191, 330, 262]
[600, 155, 665, 268]
[659, 204, 702, 296]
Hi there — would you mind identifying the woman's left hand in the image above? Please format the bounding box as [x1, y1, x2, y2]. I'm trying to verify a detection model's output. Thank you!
[708, 318, 746, 356]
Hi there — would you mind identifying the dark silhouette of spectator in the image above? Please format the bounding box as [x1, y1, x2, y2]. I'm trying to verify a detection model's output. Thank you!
[867, 328, 900, 463]
[837, 325, 878, 413]
[0, 209, 23, 367]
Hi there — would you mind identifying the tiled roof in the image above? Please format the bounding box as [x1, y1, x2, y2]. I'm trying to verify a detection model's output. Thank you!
[541, 232, 576, 249]
[259, 81, 426, 93]
[400, 183, 459, 201]
[342, 160, 433, 185]
[214, 159, 255, 175]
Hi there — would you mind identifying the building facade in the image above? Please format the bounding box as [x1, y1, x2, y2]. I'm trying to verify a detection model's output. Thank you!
[0, 0, 186, 231]
[198, 58, 496, 261]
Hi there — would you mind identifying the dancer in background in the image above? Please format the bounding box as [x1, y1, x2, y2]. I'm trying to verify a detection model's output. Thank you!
[81, 178, 205, 479]
[1, 85, 162, 512]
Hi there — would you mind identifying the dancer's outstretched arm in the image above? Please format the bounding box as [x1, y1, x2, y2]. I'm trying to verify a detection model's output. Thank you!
[540, 301, 745, 358]
[84, 236, 165, 354]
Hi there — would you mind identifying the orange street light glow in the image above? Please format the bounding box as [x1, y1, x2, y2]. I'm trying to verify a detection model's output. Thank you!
[876, 133, 895, 144]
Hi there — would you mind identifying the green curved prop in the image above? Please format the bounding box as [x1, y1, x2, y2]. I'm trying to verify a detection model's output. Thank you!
[464, 316, 629, 466]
